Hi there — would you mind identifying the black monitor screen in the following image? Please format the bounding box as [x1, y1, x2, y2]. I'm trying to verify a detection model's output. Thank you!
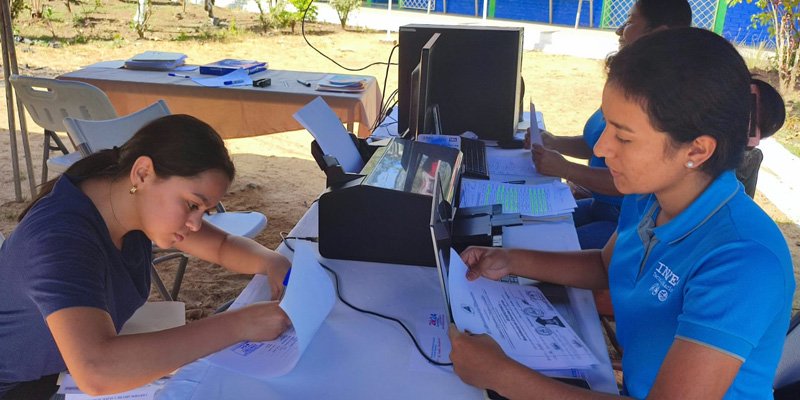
[407, 33, 441, 139]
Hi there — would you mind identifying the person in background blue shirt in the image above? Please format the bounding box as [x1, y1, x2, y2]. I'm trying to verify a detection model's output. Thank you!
[531, 0, 692, 250]
[0, 115, 290, 399]
[450, 28, 795, 399]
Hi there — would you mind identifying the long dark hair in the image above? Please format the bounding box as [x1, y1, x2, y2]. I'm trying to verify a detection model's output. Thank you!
[19, 114, 236, 221]
[606, 27, 750, 178]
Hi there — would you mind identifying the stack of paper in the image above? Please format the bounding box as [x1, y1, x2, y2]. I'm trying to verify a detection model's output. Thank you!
[199, 59, 267, 76]
[459, 179, 577, 217]
[124, 51, 187, 71]
[316, 74, 368, 93]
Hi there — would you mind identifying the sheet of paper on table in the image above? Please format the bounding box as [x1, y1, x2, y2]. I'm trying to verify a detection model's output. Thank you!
[293, 96, 365, 173]
[447, 248, 599, 369]
[56, 373, 168, 400]
[206, 241, 335, 378]
[190, 68, 252, 87]
[459, 178, 577, 217]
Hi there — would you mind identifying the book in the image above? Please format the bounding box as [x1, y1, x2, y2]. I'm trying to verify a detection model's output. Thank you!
[315, 74, 368, 93]
[124, 51, 187, 71]
[199, 59, 268, 76]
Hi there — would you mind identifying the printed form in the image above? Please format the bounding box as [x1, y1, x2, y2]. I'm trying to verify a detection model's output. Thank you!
[207, 241, 335, 378]
[447, 249, 598, 369]
[459, 179, 577, 217]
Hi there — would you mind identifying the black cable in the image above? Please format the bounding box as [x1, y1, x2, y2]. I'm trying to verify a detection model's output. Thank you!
[279, 234, 453, 367]
[300, 1, 398, 72]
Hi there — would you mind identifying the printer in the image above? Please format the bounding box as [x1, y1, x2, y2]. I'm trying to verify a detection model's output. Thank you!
[318, 138, 461, 267]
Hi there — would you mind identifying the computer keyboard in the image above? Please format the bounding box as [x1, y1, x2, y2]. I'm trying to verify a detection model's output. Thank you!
[460, 137, 490, 179]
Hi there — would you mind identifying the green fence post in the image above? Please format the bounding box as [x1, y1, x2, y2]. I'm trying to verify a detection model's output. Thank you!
[489, 0, 496, 18]
[713, 0, 728, 34]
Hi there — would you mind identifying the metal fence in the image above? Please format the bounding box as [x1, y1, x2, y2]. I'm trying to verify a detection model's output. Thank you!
[601, 0, 720, 30]
[400, 0, 435, 12]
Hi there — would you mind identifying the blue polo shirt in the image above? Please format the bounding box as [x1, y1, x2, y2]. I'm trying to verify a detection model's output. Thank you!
[609, 170, 795, 399]
[582, 109, 622, 207]
[0, 176, 151, 396]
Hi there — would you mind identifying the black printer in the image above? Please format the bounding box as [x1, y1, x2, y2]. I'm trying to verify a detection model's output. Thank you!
[318, 138, 461, 267]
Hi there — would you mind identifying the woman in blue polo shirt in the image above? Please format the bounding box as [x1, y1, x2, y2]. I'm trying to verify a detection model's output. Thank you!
[449, 28, 795, 399]
[0, 115, 290, 399]
[531, 0, 692, 250]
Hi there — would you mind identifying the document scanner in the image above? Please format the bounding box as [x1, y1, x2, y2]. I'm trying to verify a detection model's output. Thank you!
[318, 138, 461, 267]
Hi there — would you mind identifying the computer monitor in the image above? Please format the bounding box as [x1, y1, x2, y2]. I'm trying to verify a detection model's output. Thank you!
[406, 33, 441, 140]
[399, 24, 524, 142]
[429, 174, 455, 325]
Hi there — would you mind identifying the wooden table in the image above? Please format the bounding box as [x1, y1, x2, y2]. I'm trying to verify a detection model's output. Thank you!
[59, 67, 382, 139]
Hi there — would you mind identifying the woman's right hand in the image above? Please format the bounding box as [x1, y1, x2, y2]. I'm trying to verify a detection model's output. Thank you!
[460, 246, 514, 281]
[235, 301, 291, 342]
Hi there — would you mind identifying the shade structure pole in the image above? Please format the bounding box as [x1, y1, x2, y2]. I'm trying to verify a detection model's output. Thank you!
[1, 0, 38, 199]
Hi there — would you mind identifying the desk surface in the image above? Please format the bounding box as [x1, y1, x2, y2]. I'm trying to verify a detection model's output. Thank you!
[58, 67, 381, 139]
[157, 202, 617, 399]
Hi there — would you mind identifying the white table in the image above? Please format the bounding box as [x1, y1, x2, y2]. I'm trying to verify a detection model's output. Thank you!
[156, 200, 617, 399]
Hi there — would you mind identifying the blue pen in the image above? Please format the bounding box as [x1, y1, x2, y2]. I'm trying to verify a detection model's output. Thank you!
[168, 73, 191, 78]
[504, 180, 526, 184]
[283, 268, 291, 286]
[223, 79, 245, 86]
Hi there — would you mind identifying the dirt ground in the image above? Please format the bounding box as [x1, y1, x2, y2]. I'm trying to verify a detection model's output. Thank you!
[1, 1, 799, 322]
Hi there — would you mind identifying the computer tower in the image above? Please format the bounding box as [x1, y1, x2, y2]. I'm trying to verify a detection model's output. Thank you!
[398, 24, 523, 142]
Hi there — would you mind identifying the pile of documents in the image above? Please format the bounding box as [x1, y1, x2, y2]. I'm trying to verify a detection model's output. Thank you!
[124, 51, 187, 71]
[316, 74, 368, 93]
[459, 178, 577, 218]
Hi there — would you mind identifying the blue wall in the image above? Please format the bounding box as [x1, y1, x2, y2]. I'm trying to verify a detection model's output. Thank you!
[723, 1, 772, 46]
[364, 0, 773, 46]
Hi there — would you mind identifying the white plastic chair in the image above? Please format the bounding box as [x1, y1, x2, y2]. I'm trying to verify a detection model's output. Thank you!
[9, 75, 118, 183]
[64, 101, 268, 301]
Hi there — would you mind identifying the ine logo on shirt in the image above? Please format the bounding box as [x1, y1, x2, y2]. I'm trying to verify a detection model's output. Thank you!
[650, 261, 681, 302]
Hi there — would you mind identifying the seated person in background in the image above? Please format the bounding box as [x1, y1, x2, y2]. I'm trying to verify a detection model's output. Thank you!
[450, 28, 795, 399]
[0, 115, 290, 399]
[530, 0, 691, 250]
[736, 78, 786, 198]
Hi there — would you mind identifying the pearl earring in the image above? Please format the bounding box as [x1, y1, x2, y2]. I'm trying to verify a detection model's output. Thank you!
[129, 185, 138, 195]
[686, 161, 695, 169]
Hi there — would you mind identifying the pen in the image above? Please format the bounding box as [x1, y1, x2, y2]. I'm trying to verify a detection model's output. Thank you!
[297, 79, 311, 87]
[223, 79, 245, 86]
[283, 269, 291, 286]
[503, 180, 526, 184]
[168, 73, 191, 78]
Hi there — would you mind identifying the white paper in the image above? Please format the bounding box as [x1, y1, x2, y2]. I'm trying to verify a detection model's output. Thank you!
[447, 249, 599, 369]
[190, 68, 251, 87]
[459, 179, 577, 217]
[206, 242, 335, 378]
[406, 309, 452, 374]
[487, 150, 537, 177]
[293, 97, 365, 173]
[529, 101, 543, 146]
[57, 372, 167, 399]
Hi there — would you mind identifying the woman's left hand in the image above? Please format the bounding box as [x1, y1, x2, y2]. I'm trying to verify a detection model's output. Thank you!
[448, 325, 511, 390]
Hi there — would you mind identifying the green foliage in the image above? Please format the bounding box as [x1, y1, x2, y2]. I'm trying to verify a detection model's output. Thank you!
[289, 0, 317, 22]
[329, 0, 361, 29]
[728, 0, 800, 93]
[10, 0, 28, 20]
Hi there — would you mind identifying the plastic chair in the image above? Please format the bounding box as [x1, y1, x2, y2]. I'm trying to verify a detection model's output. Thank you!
[9, 75, 118, 183]
[64, 101, 268, 301]
[774, 312, 800, 398]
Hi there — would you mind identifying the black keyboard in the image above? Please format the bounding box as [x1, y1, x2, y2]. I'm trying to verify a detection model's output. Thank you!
[460, 137, 490, 179]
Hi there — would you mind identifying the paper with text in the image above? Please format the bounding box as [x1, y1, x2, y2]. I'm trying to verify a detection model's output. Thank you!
[487, 149, 538, 177]
[529, 101, 543, 146]
[57, 373, 167, 400]
[293, 97, 365, 173]
[190, 68, 251, 87]
[406, 309, 453, 374]
[206, 242, 335, 378]
[459, 179, 576, 217]
[447, 249, 599, 369]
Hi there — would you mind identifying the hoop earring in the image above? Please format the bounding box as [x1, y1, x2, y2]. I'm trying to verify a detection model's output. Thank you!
[686, 161, 695, 169]
[129, 185, 138, 195]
